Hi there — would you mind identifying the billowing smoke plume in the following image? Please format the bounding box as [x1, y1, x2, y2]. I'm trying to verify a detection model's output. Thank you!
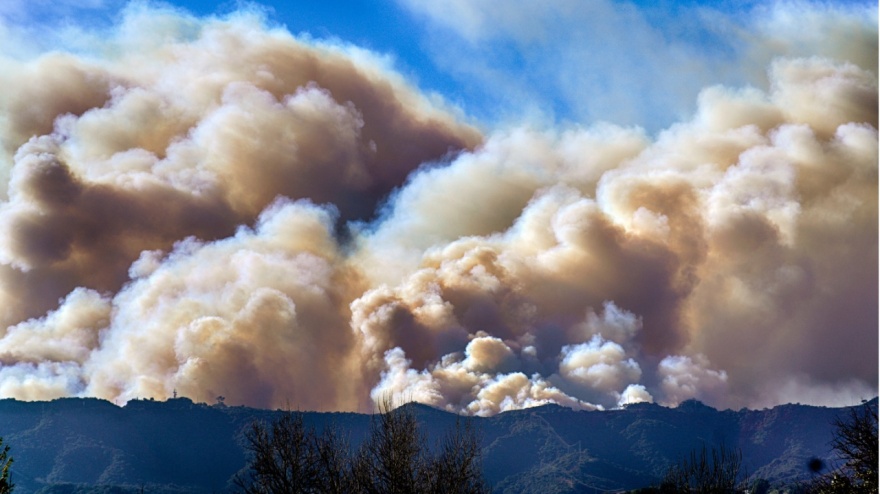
[0, 3, 875, 413]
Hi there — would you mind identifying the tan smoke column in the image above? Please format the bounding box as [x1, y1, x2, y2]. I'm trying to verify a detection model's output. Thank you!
[0, 7, 479, 410]
[356, 54, 877, 412]
[0, 6, 480, 330]
[0, 4, 875, 412]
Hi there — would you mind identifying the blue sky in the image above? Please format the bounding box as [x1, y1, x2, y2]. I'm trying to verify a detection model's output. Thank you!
[5, 0, 876, 133]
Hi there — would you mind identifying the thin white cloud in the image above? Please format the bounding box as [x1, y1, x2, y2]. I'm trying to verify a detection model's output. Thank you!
[396, 0, 877, 131]
[0, 0, 115, 19]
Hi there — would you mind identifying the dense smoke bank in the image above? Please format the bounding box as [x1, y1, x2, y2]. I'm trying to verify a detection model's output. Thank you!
[0, 4, 875, 413]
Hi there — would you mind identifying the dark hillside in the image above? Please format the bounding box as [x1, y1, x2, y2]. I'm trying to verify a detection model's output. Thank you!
[0, 397, 872, 493]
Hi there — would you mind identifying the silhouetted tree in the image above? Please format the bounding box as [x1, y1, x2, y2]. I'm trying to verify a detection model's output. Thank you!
[236, 398, 489, 494]
[353, 398, 490, 494]
[803, 402, 877, 494]
[658, 443, 744, 493]
[313, 423, 355, 494]
[352, 396, 428, 494]
[426, 418, 490, 494]
[0, 437, 13, 494]
[830, 403, 877, 491]
[235, 412, 322, 494]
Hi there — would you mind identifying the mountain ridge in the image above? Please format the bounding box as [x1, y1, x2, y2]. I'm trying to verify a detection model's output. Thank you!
[0, 397, 874, 493]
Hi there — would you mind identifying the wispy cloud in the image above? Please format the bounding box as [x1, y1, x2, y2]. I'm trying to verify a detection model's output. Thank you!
[396, 0, 877, 131]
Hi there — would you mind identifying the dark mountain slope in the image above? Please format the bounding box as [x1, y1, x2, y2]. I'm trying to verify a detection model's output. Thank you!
[0, 397, 872, 493]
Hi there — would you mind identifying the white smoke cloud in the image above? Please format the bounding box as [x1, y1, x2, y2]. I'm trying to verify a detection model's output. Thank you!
[658, 355, 729, 406]
[0, 3, 874, 414]
[0, 288, 109, 365]
[81, 199, 366, 410]
[618, 384, 653, 407]
[353, 52, 876, 412]
[558, 336, 642, 398]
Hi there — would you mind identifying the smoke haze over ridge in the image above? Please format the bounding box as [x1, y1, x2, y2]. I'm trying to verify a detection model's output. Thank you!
[0, 1, 875, 414]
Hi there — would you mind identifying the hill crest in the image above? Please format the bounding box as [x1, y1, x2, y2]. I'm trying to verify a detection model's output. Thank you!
[0, 397, 874, 493]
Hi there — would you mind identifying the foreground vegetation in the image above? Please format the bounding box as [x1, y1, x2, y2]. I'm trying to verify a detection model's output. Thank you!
[235, 398, 490, 494]
[799, 403, 877, 494]
[634, 402, 878, 493]
[0, 437, 11, 494]
[239, 401, 879, 494]
[0, 398, 873, 493]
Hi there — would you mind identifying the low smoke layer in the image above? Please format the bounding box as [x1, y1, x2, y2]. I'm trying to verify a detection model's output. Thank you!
[0, 4, 875, 413]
